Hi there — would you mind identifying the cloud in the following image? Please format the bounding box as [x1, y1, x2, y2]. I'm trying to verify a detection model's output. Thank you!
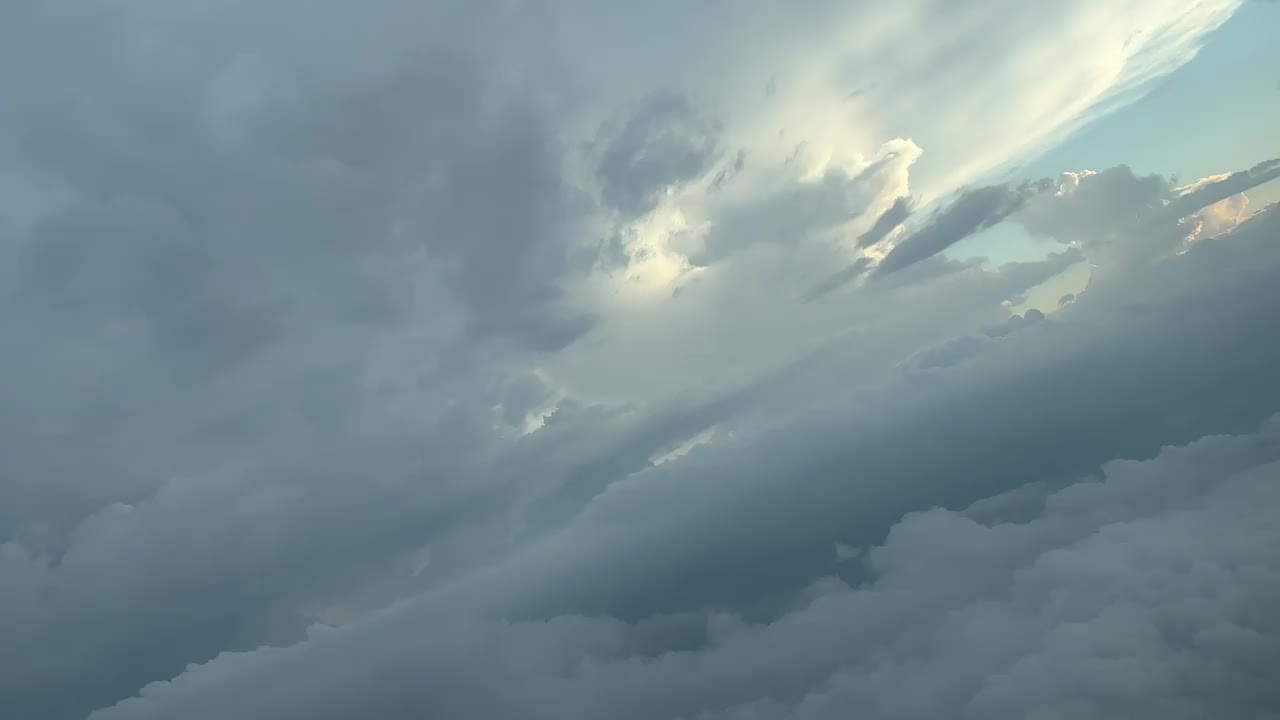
[873, 183, 1034, 276]
[1168, 158, 1280, 218]
[86, 415, 1280, 720]
[0, 3, 604, 714]
[900, 307, 1048, 373]
[504, 204, 1280, 624]
[700, 139, 921, 263]
[593, 91, 722, 217]
[801, 257, 871, 302]
[856, 194, 914, 248]
[0, 1, 1259, 717]
[69, 197, 1280, 720]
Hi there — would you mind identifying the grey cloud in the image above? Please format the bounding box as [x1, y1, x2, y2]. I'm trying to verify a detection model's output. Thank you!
[77, 196, 1280, 720]
[856, 194, 913, 247]
[902, 308, 1048, 373]
[0, 2, 604, 716]
[873, 183, 1031, 276]
[479, 202, 1280, 628]
[594, 90, 721, 216]
[9, 1, 588, 351]
[902, 332, 991, 371]
[0, 1, 1268, 717]
[995, 246, 1085, 306]
[498, 373, 557, 426]
[1016, 165, 1169, 252]
[801, 257, 871, 302]
[709, 148, 750, 193]
[422, 105, 595, 350]
[87, 414, 1280, 720]
[988, 306, 1045, 335]
[0, 384, 683, 719]
[703, 143, 918, 262]
[13, 164, 1280, 720]
[1166, 157, 1280, 218]
[993, 160, 1274, 276]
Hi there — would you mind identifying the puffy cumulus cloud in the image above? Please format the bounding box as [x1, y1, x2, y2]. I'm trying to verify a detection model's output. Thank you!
[77, 200, 1280, 720]
[0, 0, 1263, 717]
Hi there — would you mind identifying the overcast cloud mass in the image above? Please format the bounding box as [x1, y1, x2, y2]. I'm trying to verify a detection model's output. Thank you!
[3, 1, 1279, 718]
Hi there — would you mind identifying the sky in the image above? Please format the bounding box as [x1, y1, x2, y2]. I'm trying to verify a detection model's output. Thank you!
[2, 2, 1279, 719]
